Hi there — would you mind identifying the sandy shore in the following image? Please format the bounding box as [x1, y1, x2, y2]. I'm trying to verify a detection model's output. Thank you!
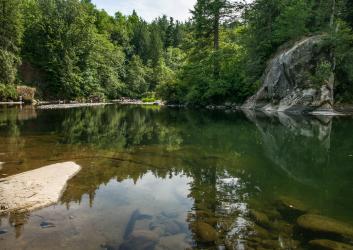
[0, 162, 81, 214]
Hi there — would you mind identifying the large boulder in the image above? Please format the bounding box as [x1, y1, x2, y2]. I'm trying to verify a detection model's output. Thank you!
[0, 162, 81, 214]
[243, 36, 334, 114]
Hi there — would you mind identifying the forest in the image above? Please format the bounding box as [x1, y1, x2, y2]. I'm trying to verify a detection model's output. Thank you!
[1, 0, 353, 105]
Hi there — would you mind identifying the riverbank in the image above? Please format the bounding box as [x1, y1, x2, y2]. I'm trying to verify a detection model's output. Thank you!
[113, 98, 164, 106]
[202, 103, 353, 116]
[1, 99, 353, 116]
[37, 103, 112, 110]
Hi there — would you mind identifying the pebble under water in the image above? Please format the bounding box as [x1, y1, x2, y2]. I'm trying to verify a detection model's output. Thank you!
[0, 105, 353, 249]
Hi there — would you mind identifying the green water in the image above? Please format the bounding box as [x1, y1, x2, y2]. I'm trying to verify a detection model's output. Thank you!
[0, 105, 353, 249]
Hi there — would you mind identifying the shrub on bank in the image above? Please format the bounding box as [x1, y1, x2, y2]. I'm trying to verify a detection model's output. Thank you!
[0, 84, 18, 101]
[16, 85, 36, 103]
[142, 97, 157, 103]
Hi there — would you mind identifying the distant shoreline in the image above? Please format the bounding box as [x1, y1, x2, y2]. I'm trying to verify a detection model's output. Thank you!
[1, 100, 353, 115]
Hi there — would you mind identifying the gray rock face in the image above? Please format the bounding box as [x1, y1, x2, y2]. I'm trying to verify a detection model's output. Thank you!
[243, 36, 334, 113]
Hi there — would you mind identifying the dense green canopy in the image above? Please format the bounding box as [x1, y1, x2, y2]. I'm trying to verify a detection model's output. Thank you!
[0, 0, 353, 103]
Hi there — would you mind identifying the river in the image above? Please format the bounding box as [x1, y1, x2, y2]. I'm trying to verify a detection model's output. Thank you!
[0, 105, 353, 249]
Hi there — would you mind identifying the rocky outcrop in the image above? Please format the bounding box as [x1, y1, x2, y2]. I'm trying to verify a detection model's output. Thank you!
[16, 85, 36, 103]
[243, 35, 335, 114]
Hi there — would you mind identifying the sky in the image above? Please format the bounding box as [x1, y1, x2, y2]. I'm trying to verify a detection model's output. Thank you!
[91, 0, 197, 22]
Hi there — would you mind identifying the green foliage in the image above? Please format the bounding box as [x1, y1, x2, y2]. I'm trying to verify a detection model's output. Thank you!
[125, 55, 149, 98]
[328, 20, 353, 102]
[18, 1, 189, 101]
[0, 50, 21, 85]
[0, 0, 23, 84]
[83, 33, 126, 100]
[142, 97, 157, 103]
[1, 0, 352, 105]
[0, 84, 18, 101]
[311, 60, 333, 87]
[273, 0, 312, 43]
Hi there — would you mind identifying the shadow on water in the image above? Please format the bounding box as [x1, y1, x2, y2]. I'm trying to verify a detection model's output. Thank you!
[0, 105, 353, 249]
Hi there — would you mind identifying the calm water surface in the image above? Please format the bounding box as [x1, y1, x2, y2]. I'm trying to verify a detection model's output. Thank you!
[0, 105, 352, 249]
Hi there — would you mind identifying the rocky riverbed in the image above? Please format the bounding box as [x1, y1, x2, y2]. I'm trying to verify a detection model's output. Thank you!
[97, 195, 353, 249]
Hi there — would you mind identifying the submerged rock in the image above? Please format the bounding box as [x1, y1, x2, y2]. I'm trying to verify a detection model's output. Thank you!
[252, 224, 272, 239]
[123, 210, 153, 240]
[242, 35, 335, 114]
[193, 222, 218, 243]
[101, 244, 117, 250]
[203, 217, 218, 227]
[276, 196, 308, 219]
[119, 229, 159, 250]
[297, 214, 353, 239]
[309, 239, 353, 250]
[161, 211, 179, 219]
[149, 217, 184, 236]
[278, 235, 301, 249]
[40, 221, 56, 229]
[261, 239, 280, 249]
[162, 220, 183, 235]
[0, 162, 81, 214]
[155, 234, 191, 250]
[273, 220, 294, 237]
[249, 210, 271, 228]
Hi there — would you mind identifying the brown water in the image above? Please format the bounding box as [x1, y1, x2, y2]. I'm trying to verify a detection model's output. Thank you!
[0, 105, 353, 249]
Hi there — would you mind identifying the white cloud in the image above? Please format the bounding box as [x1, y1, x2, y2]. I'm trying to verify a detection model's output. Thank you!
[91, 0, 196, 22]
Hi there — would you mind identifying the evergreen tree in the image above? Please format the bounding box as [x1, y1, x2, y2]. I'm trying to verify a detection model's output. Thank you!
[149, 25, 163, 67]
[125, 55, 149, 98]
[173, 21, 183, 47]
[191, 0, 236, 79]
[165, 17, 175, 48]
[131, 21, 151, 62]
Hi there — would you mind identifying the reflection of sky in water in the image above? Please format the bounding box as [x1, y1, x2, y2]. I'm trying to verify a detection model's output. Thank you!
[1, 106, 353, 249]
[0, 172, 194, 249]
[121, 172, 193, 205]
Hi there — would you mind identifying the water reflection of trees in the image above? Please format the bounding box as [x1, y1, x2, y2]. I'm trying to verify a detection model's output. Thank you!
[1, 106, 353, 247]
[59, 106, 184, 151]
[56, 107, 353, 248]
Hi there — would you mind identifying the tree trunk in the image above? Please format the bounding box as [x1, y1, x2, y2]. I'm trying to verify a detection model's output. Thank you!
[330, 0, 336, 28]
[329, 0, 337, 103]
[213, 8, 220, 79]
